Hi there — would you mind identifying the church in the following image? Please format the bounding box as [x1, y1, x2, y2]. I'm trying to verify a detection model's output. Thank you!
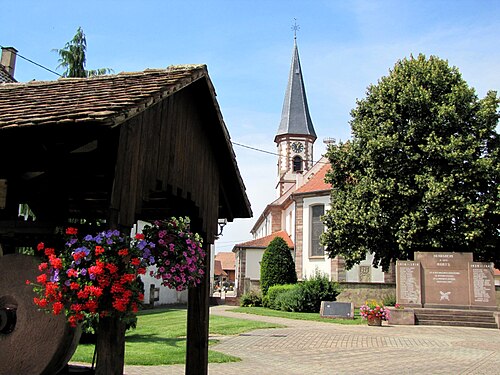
[233, 38, 394, 295]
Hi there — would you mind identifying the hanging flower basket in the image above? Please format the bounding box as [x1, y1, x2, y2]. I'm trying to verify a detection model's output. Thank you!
[28, 228, 147, 328]
[134, 217, 206, 291]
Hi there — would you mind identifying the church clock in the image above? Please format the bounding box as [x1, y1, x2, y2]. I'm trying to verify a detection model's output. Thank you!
[291, 141, 304, 153]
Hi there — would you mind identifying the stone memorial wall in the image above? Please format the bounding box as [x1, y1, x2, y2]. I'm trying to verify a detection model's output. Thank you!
[396, 252, 496, 309]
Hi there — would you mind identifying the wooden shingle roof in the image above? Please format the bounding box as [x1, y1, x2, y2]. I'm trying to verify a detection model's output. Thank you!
[0, 65, 206, 129]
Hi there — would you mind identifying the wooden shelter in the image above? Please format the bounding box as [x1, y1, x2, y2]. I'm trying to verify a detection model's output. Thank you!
[0, 65, 251, 374]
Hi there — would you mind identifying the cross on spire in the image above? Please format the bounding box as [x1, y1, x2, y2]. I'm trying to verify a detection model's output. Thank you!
[291, 18, 300, 39]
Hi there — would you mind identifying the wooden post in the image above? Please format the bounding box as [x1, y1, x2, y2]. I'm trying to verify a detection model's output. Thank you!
[95, 315, 127, 375]
[185, 243, 211, 375]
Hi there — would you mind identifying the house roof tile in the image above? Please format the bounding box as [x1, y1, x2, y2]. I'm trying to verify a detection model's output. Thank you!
[213, 260, 227, 276]
[0, 65, 206, 129]
[215, 252, 235, 270]
[235, 230, 294, 249]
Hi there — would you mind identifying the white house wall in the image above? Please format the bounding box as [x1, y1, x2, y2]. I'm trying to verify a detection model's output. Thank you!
[301, 195, 331, 280]
[284, 202, 295, 243]
[345, 252, 385, 282]
[246, 248, 266, 280]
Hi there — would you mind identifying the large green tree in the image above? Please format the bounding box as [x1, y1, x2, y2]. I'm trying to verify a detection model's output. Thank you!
[54, 27, 112, 78]
[321, 54, 499, 270]
[260, 237, 297, 295]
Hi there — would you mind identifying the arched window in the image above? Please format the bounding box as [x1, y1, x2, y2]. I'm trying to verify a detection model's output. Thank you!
[292, 156, 303, 172]
[310, 204, 325, 257]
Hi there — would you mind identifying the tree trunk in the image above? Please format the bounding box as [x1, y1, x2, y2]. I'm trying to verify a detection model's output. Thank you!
[185, 243, 211, 375]
[95, 316, 126, 375]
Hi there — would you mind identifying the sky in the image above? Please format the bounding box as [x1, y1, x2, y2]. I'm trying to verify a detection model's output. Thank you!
[2, 0, 499, 252]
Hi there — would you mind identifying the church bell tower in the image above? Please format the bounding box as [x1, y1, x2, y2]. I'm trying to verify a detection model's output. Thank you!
[275, 34, 317, 196]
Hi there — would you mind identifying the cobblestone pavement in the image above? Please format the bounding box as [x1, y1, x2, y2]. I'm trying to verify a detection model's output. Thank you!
[89, 305, 500, 374]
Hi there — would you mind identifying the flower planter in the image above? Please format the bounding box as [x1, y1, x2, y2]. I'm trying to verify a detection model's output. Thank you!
[367, 315, 382, 326]
[387, 307, 415, 325]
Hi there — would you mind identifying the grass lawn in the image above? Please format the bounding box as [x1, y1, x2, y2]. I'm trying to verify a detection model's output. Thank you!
[70, 307, 284, 366]
[231, 306, 365, 325]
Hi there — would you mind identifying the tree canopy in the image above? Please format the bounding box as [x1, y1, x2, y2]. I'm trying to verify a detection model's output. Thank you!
[321, 54, 499, 270]
[54, 27, 113, 78]
[260, 236, 297, 295]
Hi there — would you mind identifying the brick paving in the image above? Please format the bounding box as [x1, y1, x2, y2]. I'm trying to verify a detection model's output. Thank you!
[81, 305, 500, 374]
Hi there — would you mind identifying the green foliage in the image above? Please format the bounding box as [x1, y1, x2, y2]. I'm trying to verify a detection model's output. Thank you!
[239, 290, 263, 307]
[54, 27, 113, 78]
[260, 236, 297, 295]
[322, 54, 500, 270]
[262, 271, 339, 313]
[299, 270, 340, 313]
[263, 284, 298, 310]
[382, 294, 397, 307]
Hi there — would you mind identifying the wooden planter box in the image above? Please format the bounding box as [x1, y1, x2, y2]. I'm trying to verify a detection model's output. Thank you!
[388, 307, 415, 325]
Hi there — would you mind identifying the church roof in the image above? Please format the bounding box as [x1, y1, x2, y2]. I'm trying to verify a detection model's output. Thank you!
[294, 161, 331, 194]
[234, 230, 294, 249]
[275, 39, 316, 141]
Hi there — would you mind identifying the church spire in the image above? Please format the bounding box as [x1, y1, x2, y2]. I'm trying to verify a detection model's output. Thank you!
[275, 36, 316, 142]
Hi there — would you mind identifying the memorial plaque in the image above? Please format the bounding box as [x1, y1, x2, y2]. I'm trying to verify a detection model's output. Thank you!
[359, 266, 371, 282]
[468, 262, 496, 307]
[415, 252, 472, 307]
[320, 301, 354, 319]
[396, 261, 422, 306]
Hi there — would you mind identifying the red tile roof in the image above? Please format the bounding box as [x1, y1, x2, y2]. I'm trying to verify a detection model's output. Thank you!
[494, 268, 500, 276]
[213, 260, 227, 276]
[215, 252, 235, 270]
[235, 230, 294, 249]
[294, 162, 331, 194]
[0, 65, 206, 129]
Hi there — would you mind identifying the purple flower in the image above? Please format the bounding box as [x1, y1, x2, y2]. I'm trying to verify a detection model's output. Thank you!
[80, 268, 87, 276]
[84, 234, 94, 241]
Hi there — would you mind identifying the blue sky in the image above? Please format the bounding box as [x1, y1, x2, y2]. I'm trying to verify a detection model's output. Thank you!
[2, 1, 499, 251]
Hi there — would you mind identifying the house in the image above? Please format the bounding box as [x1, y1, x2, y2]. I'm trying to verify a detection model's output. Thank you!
[0, 65, 251, 374]
[233, 38, 393, 295]
[0, 47, 17, 83]
[214, 251, 236, 284]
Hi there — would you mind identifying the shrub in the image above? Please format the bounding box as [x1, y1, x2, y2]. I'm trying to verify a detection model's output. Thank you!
[299, 270, 340, 313]
[239, 290, 263, 307]
[382, 294, 397, 306]
[264, 284, 296, 310]
[260, 237, 297, 295]
[275, 285, 306, 312]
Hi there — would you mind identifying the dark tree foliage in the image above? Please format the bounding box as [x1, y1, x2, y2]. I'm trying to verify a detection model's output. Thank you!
[260, 237, 297, 295]
[54, 27, 113, 78]
[321, 54, 499, 270]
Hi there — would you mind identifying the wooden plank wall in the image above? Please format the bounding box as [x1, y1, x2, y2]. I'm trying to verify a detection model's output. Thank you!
[111, 83, 220, 242]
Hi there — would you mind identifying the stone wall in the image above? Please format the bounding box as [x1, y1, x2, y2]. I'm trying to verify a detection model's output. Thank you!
[497, 286, 500, 309]
[336, 282, 396, 307]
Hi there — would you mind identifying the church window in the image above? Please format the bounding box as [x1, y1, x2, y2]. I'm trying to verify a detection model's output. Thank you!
[310, 205, 324, 257]
[292, 156, 303, 172]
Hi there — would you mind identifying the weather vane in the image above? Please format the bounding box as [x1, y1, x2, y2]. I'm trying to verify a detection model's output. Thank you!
[291, 18, 300, 39]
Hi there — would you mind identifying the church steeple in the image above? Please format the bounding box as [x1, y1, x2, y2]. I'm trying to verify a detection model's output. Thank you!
[275, 39, 316, 142]
[275, 34, 317, 196]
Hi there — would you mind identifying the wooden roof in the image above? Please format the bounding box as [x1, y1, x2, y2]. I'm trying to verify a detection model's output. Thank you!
[0, 65, 251, 247]
[0, 65, 206, 128]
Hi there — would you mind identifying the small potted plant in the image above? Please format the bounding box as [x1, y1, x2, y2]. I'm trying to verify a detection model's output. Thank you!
[359, 300, 390, 326]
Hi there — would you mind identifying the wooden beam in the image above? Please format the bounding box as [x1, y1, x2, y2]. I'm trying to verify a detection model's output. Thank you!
[185, 242, 211, 375]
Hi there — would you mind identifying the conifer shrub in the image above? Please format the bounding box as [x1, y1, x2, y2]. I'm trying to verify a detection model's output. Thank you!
[260, 237, 297, 295]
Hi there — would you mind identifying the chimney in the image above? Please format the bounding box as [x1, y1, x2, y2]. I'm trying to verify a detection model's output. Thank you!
[1, 47, 17, 78]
